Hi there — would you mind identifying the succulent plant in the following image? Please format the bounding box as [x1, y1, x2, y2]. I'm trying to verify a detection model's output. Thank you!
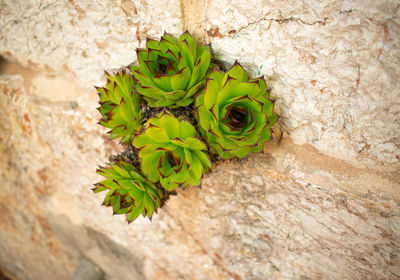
[133, 111, 211, 190]
[93, 31, 279, 224]
[96, 70, 141, 143]
[93, 161, 163, 222]
[195, 62, 277, 159]
[131, 31, 211, 108]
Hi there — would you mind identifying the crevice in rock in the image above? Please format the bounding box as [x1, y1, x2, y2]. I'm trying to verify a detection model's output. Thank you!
[0, 268, 13, 280]
[0, 57, 37, 89]
[233, 8, 387, 36]
[0, 56, 7, 74]
[179, 0, 207, 43]
[235, 15, 328, 35]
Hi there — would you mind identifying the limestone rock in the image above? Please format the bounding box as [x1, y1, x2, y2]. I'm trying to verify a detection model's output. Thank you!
[0, 0, 399, 279]
[0, 0, 182, 86]
[206, 0, 400, 165]
[1, 0, 399, 165]
[0, 72, 399, 280]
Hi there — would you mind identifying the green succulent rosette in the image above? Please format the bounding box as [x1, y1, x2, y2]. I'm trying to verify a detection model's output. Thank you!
[133, 112, 211, 190]
[96, 70, 141, 143]
[195, 62, 277, 159]
[93, 161, 163, 222]
[131, 31, 211, 108]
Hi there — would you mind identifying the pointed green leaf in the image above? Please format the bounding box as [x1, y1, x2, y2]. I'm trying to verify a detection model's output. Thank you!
[171, 67, 191, 90]
[153, 74, 172, 92]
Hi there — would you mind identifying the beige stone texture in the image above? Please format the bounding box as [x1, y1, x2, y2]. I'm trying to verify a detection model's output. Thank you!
[0, 0, 182, 85]
[206, 0, 400, 165]
[0, 0, 399, 280]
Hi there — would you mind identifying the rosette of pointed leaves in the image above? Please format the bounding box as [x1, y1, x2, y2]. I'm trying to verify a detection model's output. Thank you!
[133, 112, 211, 190]
[93, 161, 163, 222]
[131, 31, 211, 108]
[96, 71, 141, 143]
[195, 62, 277, 159]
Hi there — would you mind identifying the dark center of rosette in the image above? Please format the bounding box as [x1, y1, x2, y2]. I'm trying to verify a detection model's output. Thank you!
[226, 106, 247, 129]
[156, 55, 176, 75]
[119, 193, 131, 208]
[166, 151, 180, 167]
[157, 60, 168, 74]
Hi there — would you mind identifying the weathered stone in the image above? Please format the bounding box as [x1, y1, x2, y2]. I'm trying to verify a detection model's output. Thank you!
[206, 0, 400, 165]
[1, 0, 399, 165]
[0, 0, 399, 279]
[0, 70, 399, 280]
[72, 259, 104, 280]
[0, 0, 182, 85]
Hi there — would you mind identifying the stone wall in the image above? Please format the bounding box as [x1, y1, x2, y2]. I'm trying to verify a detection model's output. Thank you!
[0, 0, 399, 279]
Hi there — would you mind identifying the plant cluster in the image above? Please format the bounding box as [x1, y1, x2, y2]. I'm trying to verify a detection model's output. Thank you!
[93, 31, 277, 223]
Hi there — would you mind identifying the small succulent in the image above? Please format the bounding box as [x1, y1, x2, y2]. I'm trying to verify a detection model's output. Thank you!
[133, 112, 211, 190]
[195, 62, 277, 159]
[93, 161, 164, 222]
[96, 70, 141, 143]
[131, 31, 211, 108]
[94, 31, 279, 224]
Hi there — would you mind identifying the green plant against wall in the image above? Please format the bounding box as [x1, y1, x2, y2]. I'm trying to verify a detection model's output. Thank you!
[195, 62, 277, 159]
[93, 162, 163, 222]
[94, 31, 277, 223]
[133, 111, 211, 191]
[96, 71, 141, 144]
[131, 31, 211, 108]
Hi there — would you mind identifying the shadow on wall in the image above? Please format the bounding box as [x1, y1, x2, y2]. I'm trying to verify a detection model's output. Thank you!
[72, 259, 104, 280]
[47, 213, 145, 280]
[0, 269, 12, 280]
[0, 56, 7, 74]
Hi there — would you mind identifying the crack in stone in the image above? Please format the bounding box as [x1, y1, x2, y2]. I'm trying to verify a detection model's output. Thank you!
[0, 19, 17, 29]
[235, 8, 388, 35]
[236, 15, 328, 34]
[355, 64, 360, 97]
[340, 8, 396, 23]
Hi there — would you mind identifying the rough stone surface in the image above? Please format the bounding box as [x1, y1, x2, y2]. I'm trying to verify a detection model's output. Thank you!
[0, 71, 399, 280]
[72, 259, 104, 280]
[1, 0, 399, 165]
[0, 0, 182, 85]
[0, 1, 400, 280]
[205, 0, 400, 166]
